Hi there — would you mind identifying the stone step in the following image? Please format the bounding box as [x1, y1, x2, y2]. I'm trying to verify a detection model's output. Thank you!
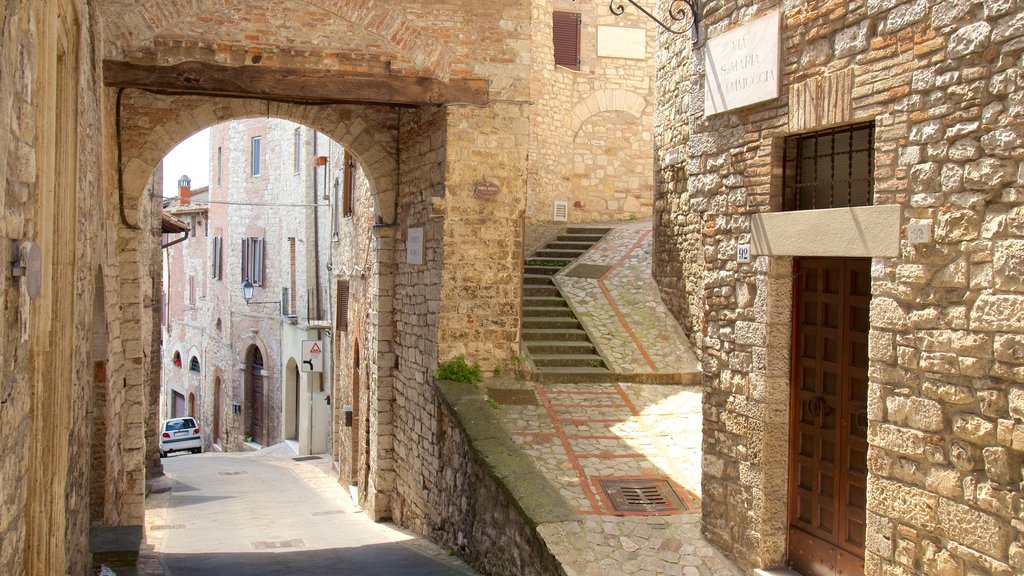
[566, 227, 612, 235]
[525, 341, 596, 355]
[534, 249, 588, 259]
[524, 265, 560, 276]
[523, 305, 575, 318]
[531, 354, 606, 368]
[523, 316, 582, 330]
[557, 234, 605, 244]
[544, 241, 594, 251]
[526, 367, 619, 383]
[523, 296, 569, 308]
[523, 285, 561, 297]
[522, 328, 590, 342]
[615, 371, 703, 385]
[524, 274, 555, 286]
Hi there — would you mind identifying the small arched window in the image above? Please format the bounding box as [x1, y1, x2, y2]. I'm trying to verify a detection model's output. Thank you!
[189, 357, 201, 373]
[172, 351, 182, 368]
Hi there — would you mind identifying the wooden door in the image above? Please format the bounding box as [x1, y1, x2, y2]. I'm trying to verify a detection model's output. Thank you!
[251, 348, 265, 445]
[789, 258, 870, 576]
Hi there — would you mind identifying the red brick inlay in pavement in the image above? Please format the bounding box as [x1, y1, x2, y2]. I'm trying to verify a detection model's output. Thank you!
[597, 229, 658, 371]
[534, 382, 699, 516]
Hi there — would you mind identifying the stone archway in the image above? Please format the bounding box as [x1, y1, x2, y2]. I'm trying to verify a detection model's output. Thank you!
[571, 109, 653, 221]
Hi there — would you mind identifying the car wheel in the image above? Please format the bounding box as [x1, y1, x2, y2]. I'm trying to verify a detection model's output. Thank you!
[192, 448, 201, 454]
[159, 451, 167, 458]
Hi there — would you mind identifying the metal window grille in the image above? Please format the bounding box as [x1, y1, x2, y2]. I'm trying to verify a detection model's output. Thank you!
[782, 122, 874, 211]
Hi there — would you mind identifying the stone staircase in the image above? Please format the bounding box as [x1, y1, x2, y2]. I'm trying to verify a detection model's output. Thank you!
[522, 228, 617, 383]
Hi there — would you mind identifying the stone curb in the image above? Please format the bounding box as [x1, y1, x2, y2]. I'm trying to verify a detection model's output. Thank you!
[434, 378, 578, 528]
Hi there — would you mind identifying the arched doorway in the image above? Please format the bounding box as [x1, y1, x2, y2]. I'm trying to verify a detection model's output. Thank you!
[245, 346, 265, 445]
[213, 376, 222, 444]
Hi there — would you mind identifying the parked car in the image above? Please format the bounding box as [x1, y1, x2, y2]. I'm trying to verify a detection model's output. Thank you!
[159, 417, 202, 457]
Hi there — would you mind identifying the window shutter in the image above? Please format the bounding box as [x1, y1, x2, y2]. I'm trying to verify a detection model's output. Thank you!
[254, 238, 265, 286]
[337, 280, 350, 333]
[212, 236, 222, 280]
[241, 238, 249, 282]
[553, 11, 581, 71]
[343, 151, 354, 218]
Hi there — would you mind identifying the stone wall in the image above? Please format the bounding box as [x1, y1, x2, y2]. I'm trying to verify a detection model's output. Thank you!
[528, 0, 656, 223]
[654, 0, 1024, 573]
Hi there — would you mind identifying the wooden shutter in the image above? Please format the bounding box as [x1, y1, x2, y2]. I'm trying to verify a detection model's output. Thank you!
[337, 280, 350, 333]
[343, 151, 354, 218]
[241, 238, 249, 282]
[212, 236, 222, 280]
[553, 11, 581, 71]
[253, 238, 264, 286]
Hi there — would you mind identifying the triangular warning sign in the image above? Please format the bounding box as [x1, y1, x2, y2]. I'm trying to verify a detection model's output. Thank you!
[309, 342, 322, 354]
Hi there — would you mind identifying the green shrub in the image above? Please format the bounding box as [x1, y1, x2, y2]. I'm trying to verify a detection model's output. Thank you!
[435, 355, 483, 385]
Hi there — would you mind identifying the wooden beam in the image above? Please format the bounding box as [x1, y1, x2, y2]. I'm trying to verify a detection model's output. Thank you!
[103, 60, 489, 107]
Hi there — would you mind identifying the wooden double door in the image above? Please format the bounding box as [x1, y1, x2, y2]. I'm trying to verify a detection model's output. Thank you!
[788, 258, 869, 576]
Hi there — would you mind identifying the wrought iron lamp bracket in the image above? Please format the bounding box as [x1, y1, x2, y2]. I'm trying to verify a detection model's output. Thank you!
[609, 0, 700, 44]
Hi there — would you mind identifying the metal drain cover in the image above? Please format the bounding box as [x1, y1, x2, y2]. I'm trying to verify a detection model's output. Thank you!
[252, 538, 305, 550]
[218, 471, 246, 476]
[598, 478, 685, 513]
[487, 388, 539, 406]
[565, 263, 613, 279]
[292, 455, 321, 462]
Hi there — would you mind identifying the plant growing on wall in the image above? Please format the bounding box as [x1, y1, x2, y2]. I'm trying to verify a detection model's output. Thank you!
[435, 355, 482, 386]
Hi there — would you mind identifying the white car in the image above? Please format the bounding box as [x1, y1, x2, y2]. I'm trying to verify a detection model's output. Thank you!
[159, 417, 203, 457]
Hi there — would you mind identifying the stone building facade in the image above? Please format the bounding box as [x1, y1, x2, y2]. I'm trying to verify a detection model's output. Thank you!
[528, 0, 657, 223]
[654, 0, 1024, 574]
[162, 119, 343, 455]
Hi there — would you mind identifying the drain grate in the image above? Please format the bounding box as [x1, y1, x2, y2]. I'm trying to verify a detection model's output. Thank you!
[252, 538, 305, 550]
[218, 471, 246, 476]
[292, 456, 321, 462]
[598, 478, 686, 513]
[565, 263, 613, 279]
[487, 388, 539, 406]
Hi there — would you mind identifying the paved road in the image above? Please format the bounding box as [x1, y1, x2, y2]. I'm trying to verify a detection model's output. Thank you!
[160, 454, 479, 576]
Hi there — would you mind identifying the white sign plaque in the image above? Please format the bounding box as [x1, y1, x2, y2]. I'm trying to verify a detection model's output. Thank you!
[737, 244, 751, 263]
[907, 223, 931, 244]
[301, 340, 323, 373]
[704, 11, 781, 116]
[407, 227, 424, 265]
[597, 26, 647, 60]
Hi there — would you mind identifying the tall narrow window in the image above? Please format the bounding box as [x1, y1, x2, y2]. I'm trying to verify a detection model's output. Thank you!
[217, 146, 222, 186]
[553, 12, 581, 71]
[294, 128, 301, 174]
[188, 275, 196, 306]
[251, 136, 262, 177]
[241, 237, 265, 286]
[211, 236, 222, 280]
[343, 151, 355, 218]
[783, 123, 874, 211]
[288, 237, 297, 315]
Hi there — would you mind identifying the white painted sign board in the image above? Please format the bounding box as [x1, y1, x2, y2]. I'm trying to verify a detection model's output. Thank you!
[704, 11, 781, 116]
[407, 227, 424, 265]
[597, 26, 647, 60]
[302, 340, 323, 373]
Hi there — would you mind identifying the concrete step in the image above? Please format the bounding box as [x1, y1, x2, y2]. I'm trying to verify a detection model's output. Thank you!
[616, 371, 702, 385]
[557, 234, 604, 244]
[526, 367, 618, 383]
[522, 328, 590, 342]
[523, 296, 569, 308]
[532, 354, 606, 368]
[524, 265, 560, 276]
[523, 306, 575, 318]
[566, 227, 612, 235]
[524, 285, 561, 297]
[523, 317, 582, 330]
[525, 341, 596, 355]
[524, 274, 555, 286]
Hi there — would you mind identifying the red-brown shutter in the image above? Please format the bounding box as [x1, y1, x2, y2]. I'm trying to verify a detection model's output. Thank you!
[343, 151, 354, 218]
[553, 11, 581, 71]
[337, 280, 350, 333]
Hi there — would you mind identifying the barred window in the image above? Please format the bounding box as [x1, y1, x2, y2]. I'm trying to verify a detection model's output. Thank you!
[783, 123, 874, 211]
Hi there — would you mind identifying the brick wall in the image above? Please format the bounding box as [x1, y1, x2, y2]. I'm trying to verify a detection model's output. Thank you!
[655, 0, 1024, 573]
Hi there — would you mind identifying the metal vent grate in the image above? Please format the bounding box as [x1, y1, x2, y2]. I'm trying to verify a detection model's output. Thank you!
[553, 200, 568, 222]
[598, 478, 691, 513]
[292, 455, 321, 462]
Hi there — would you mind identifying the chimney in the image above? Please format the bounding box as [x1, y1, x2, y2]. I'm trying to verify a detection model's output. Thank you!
[178, 174, 192, 206]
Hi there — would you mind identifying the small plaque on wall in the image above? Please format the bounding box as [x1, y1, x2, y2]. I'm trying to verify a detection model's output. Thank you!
[407, 227, 424, 265]
[474, 180, 501, 199]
